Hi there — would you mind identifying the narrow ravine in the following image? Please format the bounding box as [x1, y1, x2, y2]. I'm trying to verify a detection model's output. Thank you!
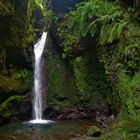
[0, 0, 140, 140]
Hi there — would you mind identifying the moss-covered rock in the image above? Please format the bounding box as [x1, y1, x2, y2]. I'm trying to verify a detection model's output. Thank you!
[44, 33, 79, 112]
[0, 0, 34, 69]
[0, 96, 24, 121]
[87, 126, 102, 137]
[48, 0, 140, 138]
[0, 95, 32, 124]
[50, 15, 112, 113]
[0, 0, 34, 123]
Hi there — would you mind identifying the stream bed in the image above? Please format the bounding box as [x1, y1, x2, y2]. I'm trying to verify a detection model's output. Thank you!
[0, 119, 92, 140]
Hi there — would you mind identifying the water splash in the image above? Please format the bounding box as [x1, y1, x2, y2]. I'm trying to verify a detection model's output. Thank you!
[29, 119, 52, 124]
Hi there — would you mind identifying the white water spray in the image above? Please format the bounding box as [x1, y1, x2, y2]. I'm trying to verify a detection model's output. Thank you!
[30, 32, 49, 124]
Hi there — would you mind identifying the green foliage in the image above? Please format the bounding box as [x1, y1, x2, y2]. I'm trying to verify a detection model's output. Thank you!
[0, 0, 33, 123]
[0, 74, 23, 94]
[99, 115, 140, 140]
[68, 0, 128, 45]
[117, 70, 140, 120]
[55, 0, 140, 137]
[73, 56, 93, 102]
[0, 96, 24, 118]
[34, 0, 51, 17]
[15, 69, 31, 81]
[122, 43, 140, 73]
[56, 18, 80, 58]
[45, 9, 53, 24]
[72, 51, 109, 106]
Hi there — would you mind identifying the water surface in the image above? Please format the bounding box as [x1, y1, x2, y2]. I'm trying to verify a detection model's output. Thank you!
[0, 120, 92, 140]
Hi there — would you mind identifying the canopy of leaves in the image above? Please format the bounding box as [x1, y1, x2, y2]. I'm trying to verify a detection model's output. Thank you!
[68, 0, 129, 45]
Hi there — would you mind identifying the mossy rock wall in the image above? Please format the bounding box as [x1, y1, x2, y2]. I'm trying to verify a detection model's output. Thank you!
[49, 0, 140, 139]
[0, 0, 34, 69]
[44, 33, 79, 111]
[44, 22, 111, 113]
[0, 0, 34, 123]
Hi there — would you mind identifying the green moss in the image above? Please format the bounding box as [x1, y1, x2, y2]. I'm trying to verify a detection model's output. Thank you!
[117, 71, 140, 120]
[0, 0, 34, 70]
[0, 0, 34, 123]
[46, 33, 79, 111]
[15, 69, 31, 81]
[53, 0, 140, 138]
[56, 17, 80, 58]
[98, 112, 140, 140]
[0, 74, 23, 94]
[87, 126, 102, 137]
[0, 95, 24, 122]
[72, 56, 94, 103]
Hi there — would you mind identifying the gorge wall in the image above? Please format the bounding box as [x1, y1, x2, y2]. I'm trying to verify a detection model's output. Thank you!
[44, 0, 112, 119]
[0, 0, 34, 123]
[46, 0, 140, 139]
[0, 0, 140, 139]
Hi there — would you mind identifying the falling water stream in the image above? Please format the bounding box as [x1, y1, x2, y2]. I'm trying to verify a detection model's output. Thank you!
[30, 32, 49, 124]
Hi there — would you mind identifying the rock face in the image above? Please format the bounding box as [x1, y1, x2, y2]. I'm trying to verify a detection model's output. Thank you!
[47, 0, 140, 139]
[44, 33, 79, 113]
[0, 0, 34, 69]
[44, 0, 112, 118]
[0, 0, 34, 123]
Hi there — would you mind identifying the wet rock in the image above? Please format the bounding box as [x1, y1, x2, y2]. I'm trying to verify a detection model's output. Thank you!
[57, 107, 87, 119]
[87, 126, 102, 137]
[44, 106, 59, 119]
[96, 111, 115, 127]
[0, 0, 34, 123]
[44, 106, 96, 120]
[108, 114, 115, 123]
[18, 99, 32, 120]
[96, 113, 108, 127]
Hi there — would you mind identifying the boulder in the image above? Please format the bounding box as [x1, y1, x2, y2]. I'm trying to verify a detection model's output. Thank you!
[87, 126, 102, 137]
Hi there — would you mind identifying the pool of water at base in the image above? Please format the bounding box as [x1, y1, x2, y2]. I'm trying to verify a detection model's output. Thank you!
[0, 119, 92, 140]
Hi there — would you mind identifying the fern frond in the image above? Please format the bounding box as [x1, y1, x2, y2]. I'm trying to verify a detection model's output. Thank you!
[108, 23, 118, 43]
[117, 21, 128, 37]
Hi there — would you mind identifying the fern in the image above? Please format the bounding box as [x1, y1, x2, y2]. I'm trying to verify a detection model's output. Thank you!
[68, 0, 128, 45]
[117, 21, 128, 37]
[99, 25, 110, 45]
[108, 23, 119, 43]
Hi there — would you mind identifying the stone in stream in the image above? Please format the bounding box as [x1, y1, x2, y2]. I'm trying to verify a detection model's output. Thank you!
[87, 126, 102, 137]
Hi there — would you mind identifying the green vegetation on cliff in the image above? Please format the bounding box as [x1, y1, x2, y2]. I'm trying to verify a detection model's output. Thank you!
[0, 95, 24, 123]
[53, 0, 140, 139]
[0, 0, 34, 123]
[0, 0, 140, 139]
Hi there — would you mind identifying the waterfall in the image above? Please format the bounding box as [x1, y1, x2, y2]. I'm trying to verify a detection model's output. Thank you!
[30, 32, 48, 124]
[34, 32, 47, 120]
